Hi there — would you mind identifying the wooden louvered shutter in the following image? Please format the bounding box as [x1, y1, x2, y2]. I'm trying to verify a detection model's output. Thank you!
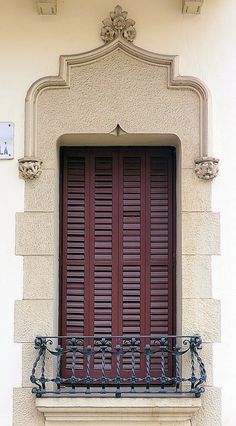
[60, 147, 175, 376]
[60, 153, 86, 338]
[118, 149, 175, 339]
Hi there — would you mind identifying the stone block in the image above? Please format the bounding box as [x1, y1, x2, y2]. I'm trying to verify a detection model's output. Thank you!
[182, 255, 212, 298]
[192, 386, 221, 426]
[23, 256, 55, 299]
[16, 212, 54, 255]
[15, 299, 54, 343]
[182, 168, 211, 212]
[25, 169, 55, 212]
[13, 387, 44, 426]
[182, 298, 221, 342]
[183, 212, 220, 255]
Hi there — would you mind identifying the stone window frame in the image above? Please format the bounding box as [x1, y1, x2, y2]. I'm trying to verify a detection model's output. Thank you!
[14, 38, 221, 426]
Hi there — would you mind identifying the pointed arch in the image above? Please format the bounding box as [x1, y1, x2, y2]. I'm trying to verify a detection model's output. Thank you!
[21, 37, 209, 160]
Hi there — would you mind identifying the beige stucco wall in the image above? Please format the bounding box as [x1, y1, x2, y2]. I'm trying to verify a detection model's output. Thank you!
[6, 1, 236, 425]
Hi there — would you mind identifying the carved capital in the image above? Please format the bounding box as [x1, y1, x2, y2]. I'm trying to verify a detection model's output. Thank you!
[101, 5, 136, 43]
[18, 157, 43, 180]
[194, 157, 219, 180]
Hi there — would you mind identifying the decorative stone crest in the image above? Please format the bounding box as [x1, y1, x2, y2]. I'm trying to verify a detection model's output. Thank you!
[101, 5, 136, 43]
[194, 157, 219, 180]
[18, 158, 43, 180]
[182, 0, 204, 15]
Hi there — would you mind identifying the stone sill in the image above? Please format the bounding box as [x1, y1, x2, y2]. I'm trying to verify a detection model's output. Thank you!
[36, 396, 202, 425]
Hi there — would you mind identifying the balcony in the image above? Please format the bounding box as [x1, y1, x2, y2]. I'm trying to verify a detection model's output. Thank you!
[31, 335, 206, 398]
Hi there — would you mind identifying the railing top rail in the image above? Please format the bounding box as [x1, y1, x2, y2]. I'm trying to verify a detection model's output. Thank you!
[35, 334, 201, 339]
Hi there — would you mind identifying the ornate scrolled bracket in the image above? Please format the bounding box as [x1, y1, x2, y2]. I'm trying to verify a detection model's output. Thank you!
[194, 157, 219, 180]
[101, 5, 136, 44]
[18, 157, 43, 180]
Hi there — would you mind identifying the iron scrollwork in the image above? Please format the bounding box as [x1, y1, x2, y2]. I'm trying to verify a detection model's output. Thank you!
[30, 334, 207, 398]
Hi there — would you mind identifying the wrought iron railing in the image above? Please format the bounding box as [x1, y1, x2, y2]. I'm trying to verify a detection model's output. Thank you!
[30, 335, 206, 398]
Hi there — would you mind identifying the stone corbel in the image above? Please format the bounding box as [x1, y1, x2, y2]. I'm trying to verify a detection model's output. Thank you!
[18, 157, 43, 180]
[182, 0, 204, 14]
[36, 0, 57, 15]
[194, 157, 219, 180]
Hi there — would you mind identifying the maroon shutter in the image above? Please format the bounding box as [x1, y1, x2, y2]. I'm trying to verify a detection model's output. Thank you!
[118, 149, 175, 339]
[60, 147, 175, 376]
[60, 154, 86, 337]
[149, 153, 174, 336]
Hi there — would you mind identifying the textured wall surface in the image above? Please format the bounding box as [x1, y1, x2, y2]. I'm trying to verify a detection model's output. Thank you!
[36, 50, 200, 169]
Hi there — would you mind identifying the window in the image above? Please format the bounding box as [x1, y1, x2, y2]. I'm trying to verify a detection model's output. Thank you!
[60, 146, 176, 378]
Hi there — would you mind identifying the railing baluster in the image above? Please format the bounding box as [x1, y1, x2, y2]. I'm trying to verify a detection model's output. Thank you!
[55, 344, 62, 393]
[30, 337, 44, 396]
[115, 343, 121, 398]
[190, 337, 196, 392]
[160, 337, 167, 392]
[130, 337, 137, 392]
[190, 336, 207, 397]
[100, 337, 107, 393]
[70, 337, 78, 391]
[175, 344, 181, 393]
[145, 344, 151, 391]
[40, 338, 47, 391]
[85, 344, 91, 394]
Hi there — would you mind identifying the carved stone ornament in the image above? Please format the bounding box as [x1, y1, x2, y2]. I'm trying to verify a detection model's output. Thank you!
[110, 124, 127, 136]
[182, 0, 204, 15]
[101, 5, 136, 43]
[194, 157, 219, 180]
[36, 1, 57, 15]
[18, 158, 43, 180]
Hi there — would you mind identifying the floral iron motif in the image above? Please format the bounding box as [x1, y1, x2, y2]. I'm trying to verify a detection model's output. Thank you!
[101, 5, 136, 43]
